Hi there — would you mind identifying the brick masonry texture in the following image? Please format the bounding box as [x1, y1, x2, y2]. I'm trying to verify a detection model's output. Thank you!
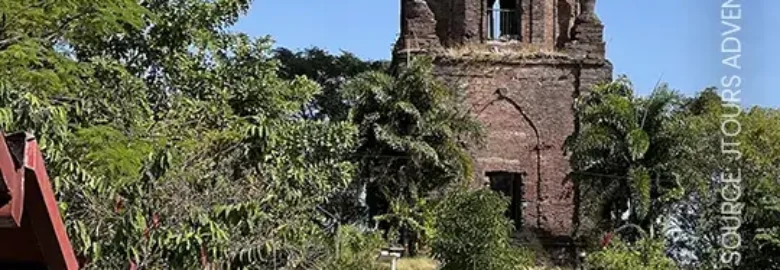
[433, 58, 611, 237]
[394, 0, 611, 262]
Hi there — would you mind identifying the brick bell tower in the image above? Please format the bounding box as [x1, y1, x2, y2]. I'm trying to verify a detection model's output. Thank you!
[393, 0, 613, 263]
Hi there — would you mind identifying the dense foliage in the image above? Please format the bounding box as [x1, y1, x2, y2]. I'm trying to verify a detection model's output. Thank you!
[566, 77, 687, 235]
[1, 0, 358, 268]
[324, 226, 386, 270]
[350, 58, 481, 256]
[273, 47, 389, 121]
[2, 0, 779, 269]
[431, 189, 534, 270]
[587, 237, 677, 270]
[571, 80, 780, 269]
[1, 0, 481, 268]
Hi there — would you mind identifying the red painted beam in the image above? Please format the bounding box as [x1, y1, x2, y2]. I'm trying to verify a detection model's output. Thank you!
[23, 136, 80, 270]
[0, 133, 79, 269]
[0, 133, 24, 228]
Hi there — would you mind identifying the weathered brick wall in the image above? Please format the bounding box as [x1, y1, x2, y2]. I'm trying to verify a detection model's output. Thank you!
[395, 0, 441, 53]
[555, 0, 577, 47]
[433, 57, 611, 239]
[394, 0, 612, 264]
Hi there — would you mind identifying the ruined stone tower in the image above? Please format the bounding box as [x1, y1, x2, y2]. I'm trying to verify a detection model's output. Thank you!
[394, 0, 613, 261]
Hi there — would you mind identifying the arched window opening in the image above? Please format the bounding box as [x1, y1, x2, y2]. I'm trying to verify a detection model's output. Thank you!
[487, 0, 521, 41]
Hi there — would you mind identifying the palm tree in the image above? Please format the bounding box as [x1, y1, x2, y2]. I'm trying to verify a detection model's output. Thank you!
[566, 77, 685, 235]
[348, 58, 481, 255]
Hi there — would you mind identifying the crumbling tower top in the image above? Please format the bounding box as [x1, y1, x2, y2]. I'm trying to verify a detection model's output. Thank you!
[394, 0, 606, 61]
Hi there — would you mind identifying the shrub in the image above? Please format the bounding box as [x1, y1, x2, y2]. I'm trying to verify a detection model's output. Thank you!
[431, 189, 535, 270]
[586, 237, 677, 270]
[324, 225, 386, 270]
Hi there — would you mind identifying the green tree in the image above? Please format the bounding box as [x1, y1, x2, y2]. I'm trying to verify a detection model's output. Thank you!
[567, 77, 687, 237]
[663, 91, 780, 269]
[569, 82, 780, 269]
[662, 88, 726, 268]
[273, 47, 389, 121]
[272, 48, 391, 226]
[1, 0, 362, 268]
[349, 58, 481, 256]
[719, 107, 780, 269]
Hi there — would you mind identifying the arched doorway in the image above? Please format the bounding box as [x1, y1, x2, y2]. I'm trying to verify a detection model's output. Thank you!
[475, 92, 542, 231]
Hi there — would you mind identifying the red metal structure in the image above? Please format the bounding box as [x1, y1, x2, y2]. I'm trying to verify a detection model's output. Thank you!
[0, 132, 79, 269]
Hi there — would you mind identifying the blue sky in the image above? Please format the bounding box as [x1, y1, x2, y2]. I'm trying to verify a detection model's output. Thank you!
[233, 1, 778, 108]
